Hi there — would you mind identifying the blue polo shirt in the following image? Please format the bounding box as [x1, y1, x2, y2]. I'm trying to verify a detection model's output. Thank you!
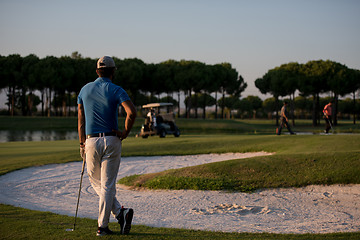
[77, 77, 130, 135]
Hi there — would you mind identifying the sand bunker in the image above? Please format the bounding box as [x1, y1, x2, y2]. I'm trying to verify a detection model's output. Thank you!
[191, 204, 271, 215]
[0, 152, 359, 234]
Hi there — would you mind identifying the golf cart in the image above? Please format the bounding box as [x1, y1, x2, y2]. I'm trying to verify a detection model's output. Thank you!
[137, 103, 180, 138]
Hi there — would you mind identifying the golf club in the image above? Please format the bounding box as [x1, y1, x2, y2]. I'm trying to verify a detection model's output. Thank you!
[329, 118, 334, 133]
[66, 156, 86, 232]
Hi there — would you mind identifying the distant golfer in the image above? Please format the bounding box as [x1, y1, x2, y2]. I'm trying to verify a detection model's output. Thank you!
[77, 56, 137, 236]
[147, 108, 157, 128]
[277, 101, 295, 135]
[323, 101, 333, 133]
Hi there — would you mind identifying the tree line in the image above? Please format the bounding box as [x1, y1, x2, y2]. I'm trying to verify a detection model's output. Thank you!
[0, 53, 359, 124]
[255, 60, 360, 126]
[0, 52, 246, 118]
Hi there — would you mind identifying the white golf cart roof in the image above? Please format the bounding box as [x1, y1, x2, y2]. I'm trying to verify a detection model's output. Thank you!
[142, 103, 173, 108]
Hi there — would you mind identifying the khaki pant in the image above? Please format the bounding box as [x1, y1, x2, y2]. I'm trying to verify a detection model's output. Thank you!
[277, 117, 294, 135]
[85, 136, 122, 228]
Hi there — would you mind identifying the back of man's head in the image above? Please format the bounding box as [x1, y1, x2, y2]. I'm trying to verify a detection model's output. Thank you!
[96, 56, 116, 78]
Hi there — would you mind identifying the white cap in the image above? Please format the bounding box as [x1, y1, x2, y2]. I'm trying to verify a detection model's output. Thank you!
[97, 56, 115, 69]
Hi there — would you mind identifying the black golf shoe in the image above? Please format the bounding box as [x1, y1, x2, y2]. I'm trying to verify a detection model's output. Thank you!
[116, 206, 133, 234]
[96, 226, 113, 236]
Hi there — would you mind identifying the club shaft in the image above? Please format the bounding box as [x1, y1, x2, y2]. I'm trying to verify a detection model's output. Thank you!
[73, 158, 86, 230]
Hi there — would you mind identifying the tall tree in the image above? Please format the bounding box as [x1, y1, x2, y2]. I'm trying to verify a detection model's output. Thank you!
[298, 60, 330, 126]
[21, 54, 40, 115]
[262, 97, 277, 119]
[37, 56, 59, 116]
[176, 60, 194, 118]
[218, 95, 241, 119]
[294, 96, 312, 119]
[255, 70, 284, 125]
[114, 58, 145, 106]
[351, 70, 360, 124]
[244, 95, 263, 119]
[211, 64, 227, 119]
[327, 62, 358, 125]
[218, 63, 246, 118]
[2, 54, 22, 115]
[275, 62, 301, 125]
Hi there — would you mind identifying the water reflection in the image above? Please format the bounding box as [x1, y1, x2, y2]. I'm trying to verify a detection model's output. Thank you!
[0, 130, 78, 142]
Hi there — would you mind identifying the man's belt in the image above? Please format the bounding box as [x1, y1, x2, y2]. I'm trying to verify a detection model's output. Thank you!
[86, 132, 117, 138]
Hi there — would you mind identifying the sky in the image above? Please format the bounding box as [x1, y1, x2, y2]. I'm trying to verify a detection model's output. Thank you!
[1, 0, 360, 106]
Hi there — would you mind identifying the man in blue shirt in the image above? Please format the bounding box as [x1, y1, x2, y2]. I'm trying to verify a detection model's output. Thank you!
[78, 56, 136, 236]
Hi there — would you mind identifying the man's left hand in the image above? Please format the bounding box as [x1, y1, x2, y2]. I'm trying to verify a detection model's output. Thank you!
[112, 129, 127, 140]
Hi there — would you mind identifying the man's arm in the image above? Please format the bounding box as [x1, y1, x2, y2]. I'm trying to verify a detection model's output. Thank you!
[113, 100, 137, 140]
[284, 115, 288, 122]
[78, 104, 86, 146]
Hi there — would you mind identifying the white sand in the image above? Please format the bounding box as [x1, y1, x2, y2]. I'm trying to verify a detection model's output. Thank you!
[0, 152, 359, 234]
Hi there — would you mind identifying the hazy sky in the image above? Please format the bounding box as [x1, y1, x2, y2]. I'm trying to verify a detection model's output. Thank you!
[1, 0, 359, 100]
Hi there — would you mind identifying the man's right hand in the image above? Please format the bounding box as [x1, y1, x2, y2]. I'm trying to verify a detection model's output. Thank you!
[80, 146, 85, 159]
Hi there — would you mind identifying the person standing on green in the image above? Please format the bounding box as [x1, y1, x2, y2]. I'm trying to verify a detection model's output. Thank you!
[277, 101, 295, 135]
[323, 101, 333, 133]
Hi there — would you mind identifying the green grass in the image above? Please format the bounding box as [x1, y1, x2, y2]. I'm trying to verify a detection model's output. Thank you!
[118, 135, 360, 191]
[177, 118, 360, 134]
[0, 140, 79, 176]
[127, 151, 359, 192]
[0, 116, 79, 131]
[0, 116, 359, 134]
[1, 204, 359, 240]
[0, 117, 359, 239]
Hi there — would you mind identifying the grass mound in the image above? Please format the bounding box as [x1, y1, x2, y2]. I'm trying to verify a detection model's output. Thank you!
[118, 135, 360, 191]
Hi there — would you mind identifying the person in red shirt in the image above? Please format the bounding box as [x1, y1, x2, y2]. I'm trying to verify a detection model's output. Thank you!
[323, 101, 333, 133]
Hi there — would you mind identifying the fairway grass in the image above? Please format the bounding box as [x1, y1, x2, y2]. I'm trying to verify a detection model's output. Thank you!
[0, 140, 79, 176]
[1, 116, 359, 134]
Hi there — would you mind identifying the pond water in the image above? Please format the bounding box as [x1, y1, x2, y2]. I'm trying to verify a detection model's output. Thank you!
[0, 130, 78, 142]
[0, 130, 356, 142]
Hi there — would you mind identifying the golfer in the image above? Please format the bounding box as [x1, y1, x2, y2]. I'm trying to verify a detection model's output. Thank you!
[77, 56, 137, 236]
[147, 108, 157, 128]
[277, 101, 295, 135]
[323, 101, 333, 133]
